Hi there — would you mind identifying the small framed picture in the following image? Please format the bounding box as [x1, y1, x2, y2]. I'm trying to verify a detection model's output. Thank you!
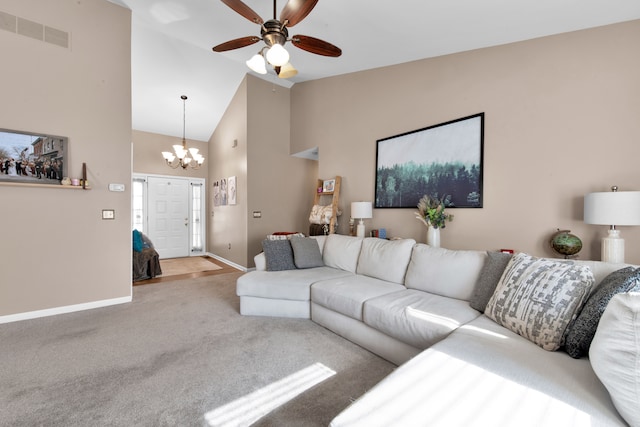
[323, 179, 335, 193]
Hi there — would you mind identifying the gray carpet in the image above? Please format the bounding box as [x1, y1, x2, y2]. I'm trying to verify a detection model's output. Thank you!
[0, 272, 395, 426]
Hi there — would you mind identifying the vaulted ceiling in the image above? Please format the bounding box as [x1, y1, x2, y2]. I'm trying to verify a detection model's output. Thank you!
[107, 0, 640, 142]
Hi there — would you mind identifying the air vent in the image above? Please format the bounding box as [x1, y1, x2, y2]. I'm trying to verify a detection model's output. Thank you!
[0, 10, 69, 49]
[45, 26, 68, 48]
[0, 11, 17, 33]
[17, 17, 43, 41]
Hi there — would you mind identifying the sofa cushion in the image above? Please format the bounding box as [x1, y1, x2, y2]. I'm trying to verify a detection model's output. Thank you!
[330, 315, 625, 427]
[290, 235, 324, 269]
[590, 292, 640, 427]
[312, 235, 328, 255]
[469, 251, 512, 312]
[565, 266, 640, 358]
[322, 234, 364, 273]
[485, 253, 594, 351]
[237, 267, 354, 301]
[363, 289, 480, 349]
[404, 244, 487, 300]
[356, 238, 415, 284]
[311, 275, 405, 321]
[261, 239, 297, 271]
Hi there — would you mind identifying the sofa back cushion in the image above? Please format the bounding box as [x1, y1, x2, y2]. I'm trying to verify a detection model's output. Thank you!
[573, 260, 635, 287]
[405, 244, 487, 300]
[311, 235, 328, 255]
[356, 238, 416, 284]
[322, 234, 364, 273]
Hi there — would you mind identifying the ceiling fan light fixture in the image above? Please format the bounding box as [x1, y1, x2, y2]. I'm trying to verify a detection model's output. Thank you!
[266, 43, 289, 66]
[246, 52, 267, 74]
[278, 62, 298, 78]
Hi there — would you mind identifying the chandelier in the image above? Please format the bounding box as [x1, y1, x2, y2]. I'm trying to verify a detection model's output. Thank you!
[162, 95, 204, 169]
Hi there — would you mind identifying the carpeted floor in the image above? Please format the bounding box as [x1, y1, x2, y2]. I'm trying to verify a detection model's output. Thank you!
[0, 272, 395, 426]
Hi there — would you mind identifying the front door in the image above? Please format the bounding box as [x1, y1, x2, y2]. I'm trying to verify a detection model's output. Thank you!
[147, 176, 190, 259]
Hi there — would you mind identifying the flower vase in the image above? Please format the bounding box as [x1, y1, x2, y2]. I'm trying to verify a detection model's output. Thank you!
[427, 226, 440, 247]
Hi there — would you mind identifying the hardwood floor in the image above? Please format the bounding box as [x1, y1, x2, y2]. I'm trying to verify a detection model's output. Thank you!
[133, 257, 241, 286]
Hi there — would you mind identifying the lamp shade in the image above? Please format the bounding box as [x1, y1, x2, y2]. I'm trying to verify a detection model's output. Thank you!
[278, 62, 298, 79]
[351, 202, 372, 219]
[266, 43, 289, 67]
[246, 53, 267, 74]
[584, 191, 640, 226]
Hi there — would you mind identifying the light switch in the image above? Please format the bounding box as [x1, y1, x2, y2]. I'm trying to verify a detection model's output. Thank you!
[253, 211, 261, 218]
[102, 209, 115, 220]
[109, 183, 125, 192]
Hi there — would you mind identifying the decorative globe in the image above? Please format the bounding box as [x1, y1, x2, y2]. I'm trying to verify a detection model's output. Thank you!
[550, 229, 583, 258]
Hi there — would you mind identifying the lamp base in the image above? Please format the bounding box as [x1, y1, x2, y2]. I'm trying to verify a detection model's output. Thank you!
[356, 220, 365, 238]
[602, 229, 624, 263]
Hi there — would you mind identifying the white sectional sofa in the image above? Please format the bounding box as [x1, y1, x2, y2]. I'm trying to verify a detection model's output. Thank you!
[236, 234, 640, 426]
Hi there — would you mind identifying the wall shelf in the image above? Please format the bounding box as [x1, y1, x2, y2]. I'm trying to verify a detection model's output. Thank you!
[0, 162, 90, 189]
[0, 182, 89, 190]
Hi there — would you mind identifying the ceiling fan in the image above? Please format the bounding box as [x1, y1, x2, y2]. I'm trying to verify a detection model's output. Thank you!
[212, 0, 342, 78]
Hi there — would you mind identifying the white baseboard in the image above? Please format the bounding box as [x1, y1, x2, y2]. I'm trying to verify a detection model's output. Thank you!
[0, 295, 132, 325]
[206, 252, 249, 272]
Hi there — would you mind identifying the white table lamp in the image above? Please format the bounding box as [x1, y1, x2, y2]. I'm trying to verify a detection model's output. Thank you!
[584, 186, 640, 263]
[351, 202, 373, 238]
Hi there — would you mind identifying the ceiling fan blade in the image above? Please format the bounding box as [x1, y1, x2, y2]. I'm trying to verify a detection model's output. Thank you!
[280, 0, 318, 27]
[221, 0, 264, 25]
[292, 35, 342, 57]
[212, 36, 261, 52]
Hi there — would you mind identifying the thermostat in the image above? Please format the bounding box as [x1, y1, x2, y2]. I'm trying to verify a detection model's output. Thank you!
[109, 183, 125, 192]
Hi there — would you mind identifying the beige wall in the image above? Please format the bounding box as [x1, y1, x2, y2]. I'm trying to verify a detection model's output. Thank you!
[132, 130, 208, 179]
[209, 75, 316, 268]
[209, 77, 249, 266]
[246, 76, 317, 264]
[0, 0, 132, 317]
[291, 20, 640, 264]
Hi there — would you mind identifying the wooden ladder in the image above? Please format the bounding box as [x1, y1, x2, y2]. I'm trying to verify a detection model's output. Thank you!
[313, 176, 341, 234]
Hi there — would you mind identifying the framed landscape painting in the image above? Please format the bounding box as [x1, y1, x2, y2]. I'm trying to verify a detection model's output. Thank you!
[375, 113, 484, 209]
[0, 128, 68, 185]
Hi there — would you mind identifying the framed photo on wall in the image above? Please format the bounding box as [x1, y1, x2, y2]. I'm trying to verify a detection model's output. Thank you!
[375, 113, 484, 209]
[228, 176, 236, 205]
[0, 128, 68, 185]
[213, 180, 220, 206]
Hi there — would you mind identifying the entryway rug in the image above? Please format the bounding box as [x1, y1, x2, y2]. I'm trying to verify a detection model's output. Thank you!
[160, 256, 222, 277]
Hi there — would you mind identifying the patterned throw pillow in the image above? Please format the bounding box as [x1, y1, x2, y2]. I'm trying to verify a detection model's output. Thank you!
[485, 253, 595, 351]
[261, 239, 297, 271]
[564, 266, 640, 358]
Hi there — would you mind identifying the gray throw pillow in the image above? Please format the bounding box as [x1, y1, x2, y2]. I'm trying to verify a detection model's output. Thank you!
[261, 239, 296, 271]
[469, 251, 512, 312]
[290, 236, 324, 269]
[564, 266, 640, 358]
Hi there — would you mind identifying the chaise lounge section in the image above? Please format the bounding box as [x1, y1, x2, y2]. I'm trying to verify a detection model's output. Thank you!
[236, 233, 640, 426]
